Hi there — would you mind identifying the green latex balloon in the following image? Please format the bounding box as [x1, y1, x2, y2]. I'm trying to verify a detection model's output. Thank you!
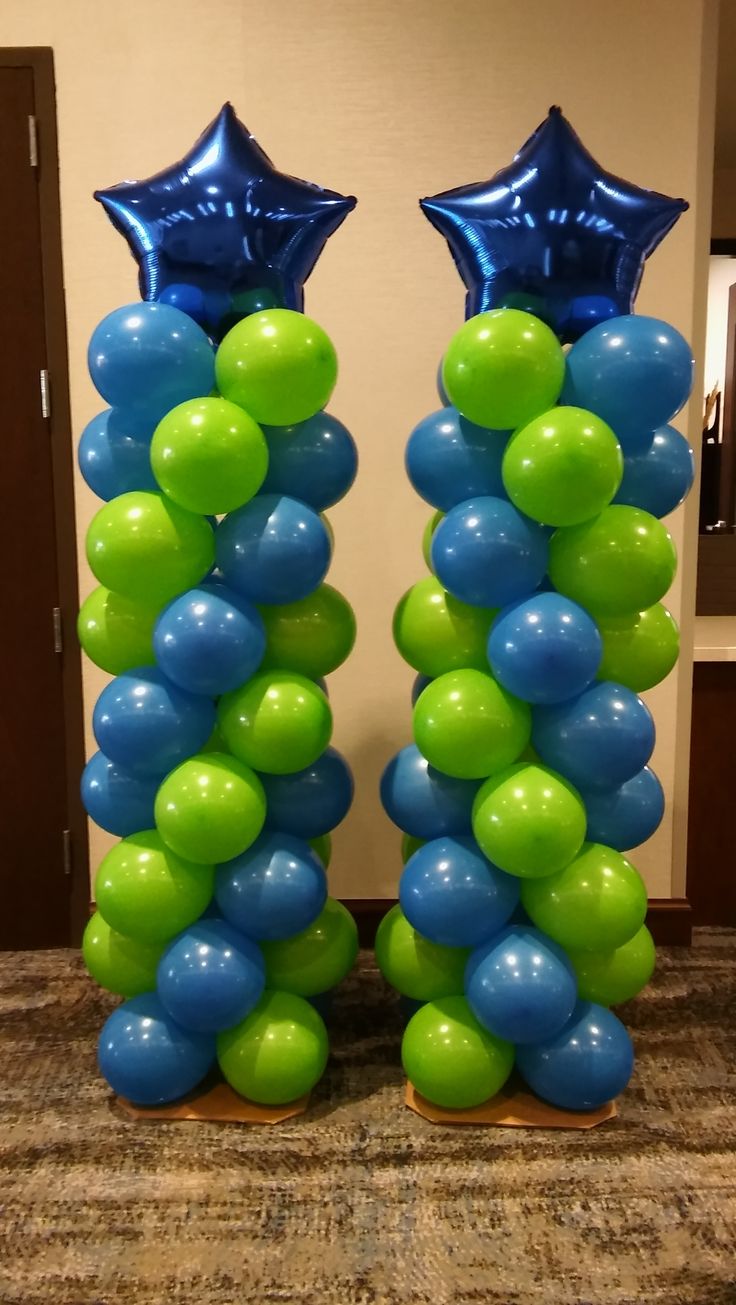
[375, 904, 469, 1000]
[502, 406, 623, 527]
[217, 990, 329, 1105]
[77, 585, 159, 675]
[94, 831, 214, 943]
[259, 584, 356, 679]
[393, 576, 497, 676]
[401, 833, 425, 863]
[472, 763, 586, 879]
[309, 833, 332, 868]
[422, 510, 444, 570]
[215, 309, 337, 426]
[442, 309, 565, 430]
[521, 841, 648, 952]
[154, 752, 266, 865]
[597, 603, 680, 691]
[413, 668, 531, 779]
[150, 396, 268, 515]
[86, 491, 214, 606]
[568, 925, 656, 1007]
[82, 911, 164, 996]
[218, 671, 332, 775]
[260, 899, 358, 996]
[548, 506, 677, 619]
[401, 995, 514, 1109]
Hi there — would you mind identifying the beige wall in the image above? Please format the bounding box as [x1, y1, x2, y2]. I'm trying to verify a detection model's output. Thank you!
[3, 0, 716, 899]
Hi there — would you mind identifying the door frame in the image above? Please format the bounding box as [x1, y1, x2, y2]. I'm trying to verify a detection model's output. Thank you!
[0, 47, 88, 943]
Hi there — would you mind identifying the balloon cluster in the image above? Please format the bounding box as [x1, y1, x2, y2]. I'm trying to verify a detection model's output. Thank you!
[379, 306, 694, 1112]
[79, 300, 359, 1107]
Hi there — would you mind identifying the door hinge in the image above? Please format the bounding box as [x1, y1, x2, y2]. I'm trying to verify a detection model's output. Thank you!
[40, 368, 51, 419]
[28, 114, 38, 168]
[52, 606, 63, 654]
[62, 828, 73, 878]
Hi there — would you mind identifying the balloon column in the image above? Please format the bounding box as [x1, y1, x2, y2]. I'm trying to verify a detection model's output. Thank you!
[79, 107, 359, 1109]
[379, 108, 693, 1113]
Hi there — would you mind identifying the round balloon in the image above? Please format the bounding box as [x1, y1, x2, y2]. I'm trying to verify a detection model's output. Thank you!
[215, 494, 331, 605]
[309, 832, 332, 868]
[218, 671, 332, 774]
[401, 833, 426, 863]
[532, 681, 655, 793]
[98, 992, 215, 1105]
[257, 747, 354, 839]
[521, 842, 648, 951]
[156, 918, 265, 1033]
[516, 1000, 635, 1110]
[502, 406, 622, 526]
[81, 751, 159, 837]
[153, 583, 266, 696]
[94, 831, 214, 943]
[413, 669, 531, 779]
[259, 584, 356, 679]
[442, 309, 565, 430]
[215, 832, 328, 940]
[375, 904, 470, 1000]
[93, 666, 215, 778]
[581, 766, 665, 852]
[77, 586, 159, 676]
[568, 925, 655, 1007]
[548, 506, 677, 619]
[472, 763, 586, 879]
[260, 899, 358, 996]
[402, 995, 514, 1109]
[82, 911, 164, 996]
[399, 835, 519, 947]
[405, 407, 508, 510]
[597, 604, 679, 691]
[393, 577, 497, 676]
[217, 990, 329, 1105]
[150, 397, 268, 515]
[465, 925, 577, 1044]
[88, 302, 215, 419]
[422, 511, 443, 571]
[215, 310, 337, 425]
[86, 491, 214, 606]
[431, 497, 548, 608]
[411, 674, 433, 707]
[78, 408, 158, 501]
[261, 412, 357, 511]
[380, 744, 480, 839]
[487, 593, 602, 705]
[154, 752, 266, 863]
[614, 424, 695, 518]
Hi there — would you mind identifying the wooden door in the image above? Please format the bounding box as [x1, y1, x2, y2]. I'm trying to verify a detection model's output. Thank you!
[0, 51, 87, 947]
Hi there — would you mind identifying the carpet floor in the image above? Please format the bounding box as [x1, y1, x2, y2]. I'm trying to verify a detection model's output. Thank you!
[0, 931, 734, 1305]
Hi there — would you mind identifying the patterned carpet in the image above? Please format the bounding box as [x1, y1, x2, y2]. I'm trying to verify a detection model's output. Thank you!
[0, 932, 734, 1305]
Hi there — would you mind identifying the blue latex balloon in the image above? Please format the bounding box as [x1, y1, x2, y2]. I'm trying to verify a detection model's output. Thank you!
[261, 414, 358, 512]
[95, 104, 355, 341]
[516, 1000, 635, 1110]
[259, 747, 354, 839]
[411, 674, 433, 707]
[431, 497, 548, 608]
[436, 360, 450, 407]
[532, 681, 655, 793]
[92, 666, 215, 778]
[380, 744, 480, 840]
[465, 925, 577, 1045]
[405, 408, 508, 511]
[158, 283, 209, 326]
[614, 424, 695, 518]
[97, 992, 215, 1105]
[581, 766, 665, 852]
[88, 302, 215, 419]
[78, 409, 158, 501]
[153, 583, 266, 697]
[420, 107, 687, 341]
[488, 593, 602, 705]
[81, 750, 159, 836]
[215, 832, 328, 941]
[563, 315, 694, 448]
[216, 494, 331, 605]
[399, 836, 519, 948]
[156, 919, 265, 1034]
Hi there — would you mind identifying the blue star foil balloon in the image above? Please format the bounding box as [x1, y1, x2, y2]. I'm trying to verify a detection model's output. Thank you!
[95, 103, 356, 339]
[421, 106, 687, 342]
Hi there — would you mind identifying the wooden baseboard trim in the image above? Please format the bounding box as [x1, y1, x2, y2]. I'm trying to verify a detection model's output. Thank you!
[341, 897, 693, 948]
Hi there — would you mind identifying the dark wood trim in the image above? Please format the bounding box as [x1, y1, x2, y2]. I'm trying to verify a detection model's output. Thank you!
[341, 897, 693, 948]
[696, 533, 736, 614]
[0, 47, 88, 943]
[711, 239, 736, 255]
